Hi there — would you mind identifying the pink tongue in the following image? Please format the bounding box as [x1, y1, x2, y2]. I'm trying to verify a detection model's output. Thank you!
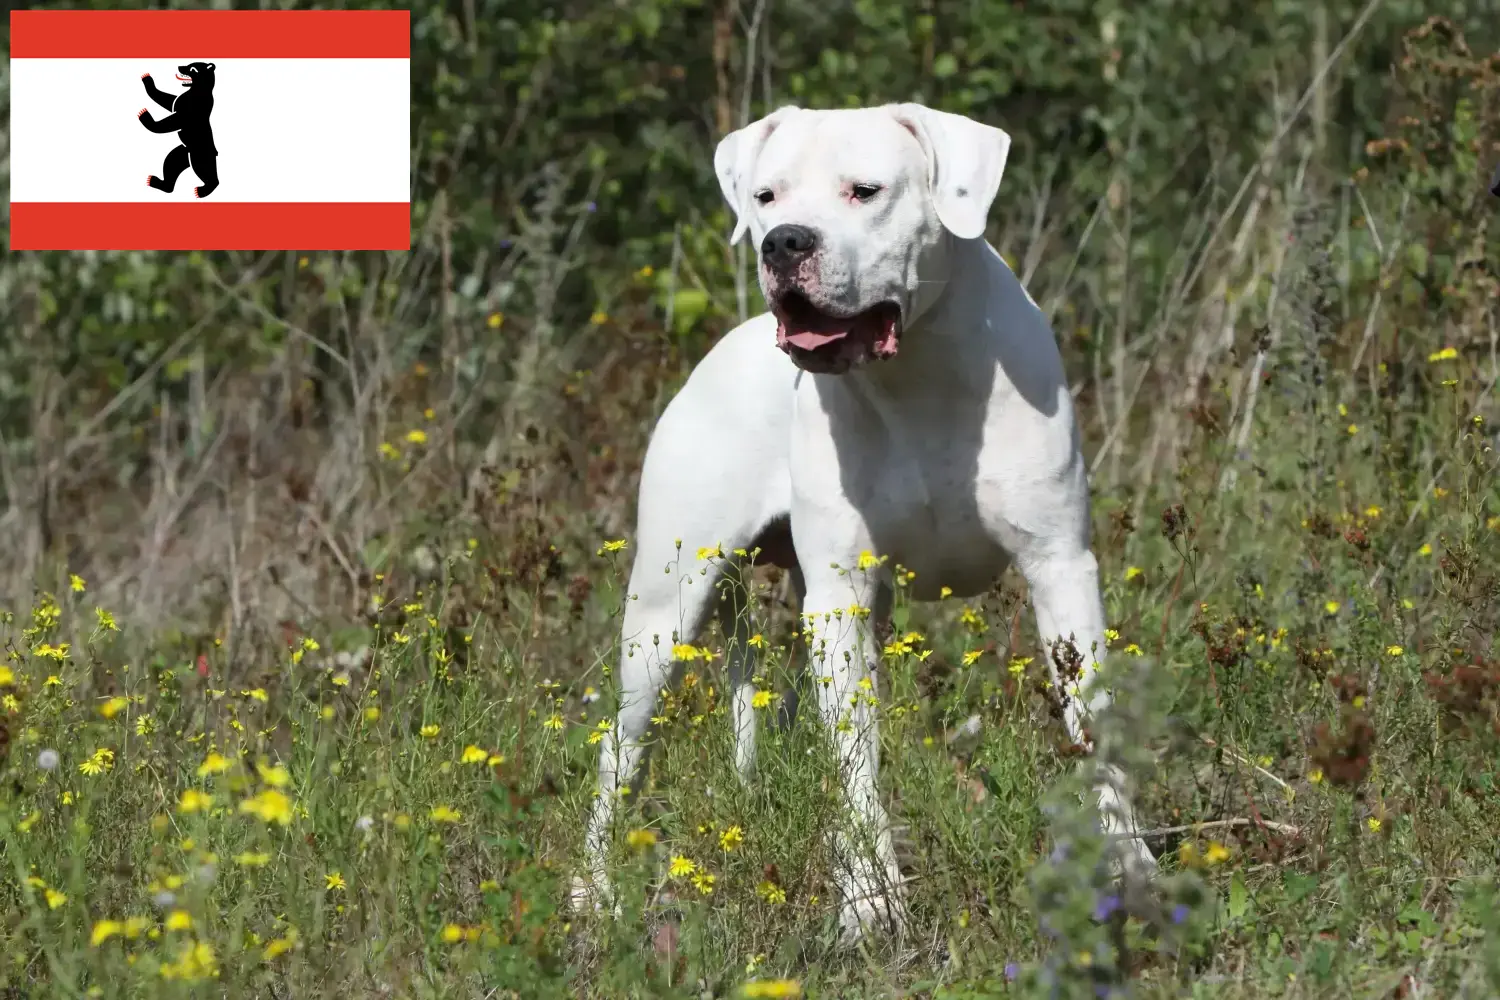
[785, 328, 847, 350]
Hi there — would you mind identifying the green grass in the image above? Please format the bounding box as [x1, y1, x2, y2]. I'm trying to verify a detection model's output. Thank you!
[5, 371, 1500, 997]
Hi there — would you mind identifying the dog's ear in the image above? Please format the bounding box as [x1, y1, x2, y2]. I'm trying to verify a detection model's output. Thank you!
[890, 104, 1011, 241]
[714, 106, 799, 246]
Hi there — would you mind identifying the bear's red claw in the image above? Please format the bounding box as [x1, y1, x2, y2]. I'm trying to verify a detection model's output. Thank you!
[137, 108, 148, 118]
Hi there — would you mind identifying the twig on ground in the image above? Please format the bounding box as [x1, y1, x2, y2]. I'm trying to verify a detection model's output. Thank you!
[1117, 817, 1301, 840]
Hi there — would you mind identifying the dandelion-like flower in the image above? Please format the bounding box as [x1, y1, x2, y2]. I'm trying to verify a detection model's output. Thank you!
[197, 752, 232, 777]
[78, 748, 114, 776]
[36, 749, 59, 772]
[240, 789, 293, 826]
[177, 789, 213, 814]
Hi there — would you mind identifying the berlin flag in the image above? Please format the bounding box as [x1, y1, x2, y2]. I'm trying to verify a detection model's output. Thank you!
[9, 9, 411, 251]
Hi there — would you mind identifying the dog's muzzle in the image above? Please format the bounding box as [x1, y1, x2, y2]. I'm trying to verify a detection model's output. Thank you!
[771, 291, 902, 375]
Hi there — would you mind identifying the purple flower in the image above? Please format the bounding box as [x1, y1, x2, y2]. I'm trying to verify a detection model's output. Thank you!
[585, 200, 597, 212]
[1171, 903, 1191, 925]
[499, 239, 513, 249]
[1093, 893, 1121, 921]
[1004, 962, 1020, 981]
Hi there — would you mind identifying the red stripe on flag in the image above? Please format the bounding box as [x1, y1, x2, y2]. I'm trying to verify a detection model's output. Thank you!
[11, 10, 410, 59]
[10, 202, 411, 251]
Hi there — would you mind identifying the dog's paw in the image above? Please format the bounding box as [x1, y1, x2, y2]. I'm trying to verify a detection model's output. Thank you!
[837, 890, 908, 946]
[568, 873, 620, 918]
[1109, 836, 1159, 882]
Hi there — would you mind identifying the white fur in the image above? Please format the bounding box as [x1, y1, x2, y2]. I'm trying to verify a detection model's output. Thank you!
[575, 104, 1155, 940]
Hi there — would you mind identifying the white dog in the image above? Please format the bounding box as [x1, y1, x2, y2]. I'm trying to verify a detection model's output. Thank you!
[574, 102, 1156, 939]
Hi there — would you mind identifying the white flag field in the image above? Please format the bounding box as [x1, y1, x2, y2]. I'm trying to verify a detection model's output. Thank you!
[9, 9, 410, 250]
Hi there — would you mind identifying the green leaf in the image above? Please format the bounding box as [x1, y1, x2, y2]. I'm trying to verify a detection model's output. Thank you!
[670, 288, 709, 336]
[1283, 871, 1318, 903]
[1227, 873, 1249, 920]
[933, 53, 959, 79]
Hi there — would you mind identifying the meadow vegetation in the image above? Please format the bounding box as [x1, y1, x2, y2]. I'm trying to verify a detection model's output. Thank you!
[3, 3, 1500, 997]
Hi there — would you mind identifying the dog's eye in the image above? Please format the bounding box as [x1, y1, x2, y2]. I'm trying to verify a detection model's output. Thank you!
[851, 183, 882, 202]
[754, 189, 775, 206]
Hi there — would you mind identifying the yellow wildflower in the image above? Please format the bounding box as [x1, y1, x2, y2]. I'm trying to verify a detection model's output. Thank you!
[177, 789, 213, 814]
[91, 920, 124, 946]
[240, 789, 293, 826]
[262, 933, 298, 960]
[256, 763, 290, 787]
[197, 752, 232, 777]
[79, 748, 114, 776]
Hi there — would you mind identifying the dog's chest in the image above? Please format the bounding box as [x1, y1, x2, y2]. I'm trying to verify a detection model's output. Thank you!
[796, 388, 1012, 598]
[873, 440, 1011, 598]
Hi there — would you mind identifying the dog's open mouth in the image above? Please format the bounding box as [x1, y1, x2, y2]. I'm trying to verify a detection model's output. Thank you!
[772, 292, 901, 373]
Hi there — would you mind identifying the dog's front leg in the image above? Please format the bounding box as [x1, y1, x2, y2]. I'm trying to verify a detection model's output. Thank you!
[801, 568, 906, 941]
[1021, 546, 1158, 877]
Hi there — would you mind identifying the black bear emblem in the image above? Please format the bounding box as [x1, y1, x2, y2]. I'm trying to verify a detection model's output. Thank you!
[138, 62, 219, 199]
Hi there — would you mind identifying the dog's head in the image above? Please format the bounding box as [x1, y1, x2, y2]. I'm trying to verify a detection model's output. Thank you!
[715, 103, 1010, 374]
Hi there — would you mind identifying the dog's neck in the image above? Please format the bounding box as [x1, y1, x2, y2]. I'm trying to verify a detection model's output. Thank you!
[852, 233, 999, 398]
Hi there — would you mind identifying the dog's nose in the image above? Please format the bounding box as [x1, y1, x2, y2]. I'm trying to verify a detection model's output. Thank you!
[761, 224, 819, 272]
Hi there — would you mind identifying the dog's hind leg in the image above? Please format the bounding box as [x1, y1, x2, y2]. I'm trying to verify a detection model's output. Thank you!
[1021, 544, 1158, 877]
